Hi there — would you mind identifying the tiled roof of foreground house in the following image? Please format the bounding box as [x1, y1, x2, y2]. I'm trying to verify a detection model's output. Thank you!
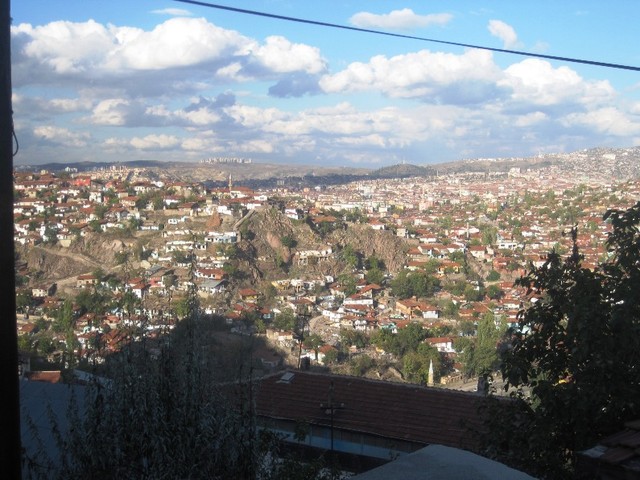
[249, 370, 487, 451]
[578, 419, 640, 479]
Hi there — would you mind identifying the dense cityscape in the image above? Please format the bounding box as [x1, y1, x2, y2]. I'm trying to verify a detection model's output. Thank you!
[14, 151, 640, 479]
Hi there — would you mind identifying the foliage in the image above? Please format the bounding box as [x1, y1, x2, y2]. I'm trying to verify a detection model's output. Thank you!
[448, 250, 465, 263]
[171, 250, 192, 265]
[339, 244, 361, 270]
[484, 202, 640, 478]
[339, 328, 369, 350]
[486, 270, 501, 282]
[390, 270, 440, 299]
[114, 250, 129, 265]
[463, 283, 484, 302]
[371, 322, 427, 357]
[349, 354, 375, 376]
[337, 274, 357, 297]
[280, 235, 297, 249]
[75, 288, 111, 316]
[402, 343, 441, 384]
[43, 225, 58, 245]
[303, 333, 324, 360]
[273, 308, 297, 332]
[16, 290, 34, 312]
[454, 312, 506, 378]
[24, 277, 342, 479]
[485, 284, 503, 300]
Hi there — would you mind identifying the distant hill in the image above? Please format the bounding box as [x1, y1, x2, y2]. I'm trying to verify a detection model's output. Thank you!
[15, 146, 640, 185]
[370, 163, 436, 179]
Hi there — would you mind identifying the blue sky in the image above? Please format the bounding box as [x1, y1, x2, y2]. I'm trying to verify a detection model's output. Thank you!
[10, 0, 640, 167]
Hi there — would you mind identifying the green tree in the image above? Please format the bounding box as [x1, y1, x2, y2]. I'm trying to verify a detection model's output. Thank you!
[339, 244, 361, 269]
[486, 270, 501, 282]
[371, 322, 426, 357]
[303, 333, 324, 361]
[43, 225, 58, 245]
[391, 270, 440, 299]
[273, 308, 297, 331]
[454, 312, 505, 378]
[114, 250, 129, 265]
[365, 255, 385, 285]
[281, 235, 297, 249]
[339, 328, 369, 350]
[94, 203, 108, 219]
[16, 290, 34, 313]
[486, 284, 503, 300]
[337, 274, 357, 297]
[463, 283, 484, 302]
[349, 354, 375, 376]
[485, 203, 640, 478]
[403, 343, 441, 384]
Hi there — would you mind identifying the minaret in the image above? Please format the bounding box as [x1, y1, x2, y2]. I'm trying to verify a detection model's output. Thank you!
[228, 173, 232, 191]
[428, 359, 434, 386]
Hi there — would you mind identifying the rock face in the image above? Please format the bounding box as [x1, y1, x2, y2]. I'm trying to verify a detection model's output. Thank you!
[330, 225, 408, 273]
[239, 207, 409, 281]
[18, 233, 130, 285]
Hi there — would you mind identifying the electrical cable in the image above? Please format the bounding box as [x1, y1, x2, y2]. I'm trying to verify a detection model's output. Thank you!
[12, 120, 18, 157]
[174, 0, 640, 72]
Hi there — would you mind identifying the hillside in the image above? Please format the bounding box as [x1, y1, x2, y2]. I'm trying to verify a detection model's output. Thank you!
[18, 146, 640, 186]
[234, 207, 408, 285]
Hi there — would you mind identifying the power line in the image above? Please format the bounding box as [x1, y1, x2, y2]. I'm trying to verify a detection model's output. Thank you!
[174, 0, 640, 72]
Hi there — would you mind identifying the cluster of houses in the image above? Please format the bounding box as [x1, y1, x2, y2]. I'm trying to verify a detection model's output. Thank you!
[15, 165, 640, 378]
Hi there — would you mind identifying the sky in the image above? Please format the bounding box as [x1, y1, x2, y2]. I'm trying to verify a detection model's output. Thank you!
[10, 0, 640, 168]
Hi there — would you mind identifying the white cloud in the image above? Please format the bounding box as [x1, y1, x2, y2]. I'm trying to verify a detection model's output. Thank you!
[90, 99, 131, 125]
[150, 8, 193, 16]
[49, 97, 94, 112]
[252, 36, 326, 74]
[488, 20, 521, 49]
[14, 20, 119, 75]
[514, 111, 548, 127]
[350, 9, 452, 30]
[319, 49, 502, 101]
[130, 134, 180, 150]
[500, 59, 615, 107]
[33, 126, 89, 147]
[105, 18, 251, 71]
[562, 107, 640, 137]
[12, 17, 326, 91]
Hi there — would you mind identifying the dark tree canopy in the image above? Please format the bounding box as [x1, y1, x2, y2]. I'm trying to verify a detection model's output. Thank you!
[485, 202, 640, 479]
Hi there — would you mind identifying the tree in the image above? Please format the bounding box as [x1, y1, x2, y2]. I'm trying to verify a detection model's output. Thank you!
[339, 328, 368, 351]
[485, 202, 640, 478]
[454, 312, 506, 379]
[371, 322, 426, 357]
[403, 343, 441, 384]
[337, 274, 357, 297]
[16, 290, 34, 313]
[114, 250, 129, 265]
[303, 334, 324, 361]
[391, 270, 440, 299]
[339, 244, 361, 269]
[485, 284, 503, 300]
[486, 270, 501, 282]
[43, 224, 58, 245]
[349, 354, 375, 376]
[280, 235, 297, 249]
[273, 308, 297, 331]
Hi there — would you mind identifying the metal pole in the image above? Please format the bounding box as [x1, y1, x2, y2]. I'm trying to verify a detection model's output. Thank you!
[0, 0, 21, 476]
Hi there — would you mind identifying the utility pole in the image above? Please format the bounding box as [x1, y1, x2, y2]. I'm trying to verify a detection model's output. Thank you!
[0, 0, 21, 477]
[320, 380, 345, 464]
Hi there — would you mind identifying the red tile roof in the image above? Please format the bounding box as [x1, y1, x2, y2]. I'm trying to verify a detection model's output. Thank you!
[250, 371, 486, 450]
[579, 419, 640, 479]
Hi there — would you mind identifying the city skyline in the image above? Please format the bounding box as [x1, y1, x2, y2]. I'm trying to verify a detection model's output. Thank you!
[10, 1, 640, 167]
